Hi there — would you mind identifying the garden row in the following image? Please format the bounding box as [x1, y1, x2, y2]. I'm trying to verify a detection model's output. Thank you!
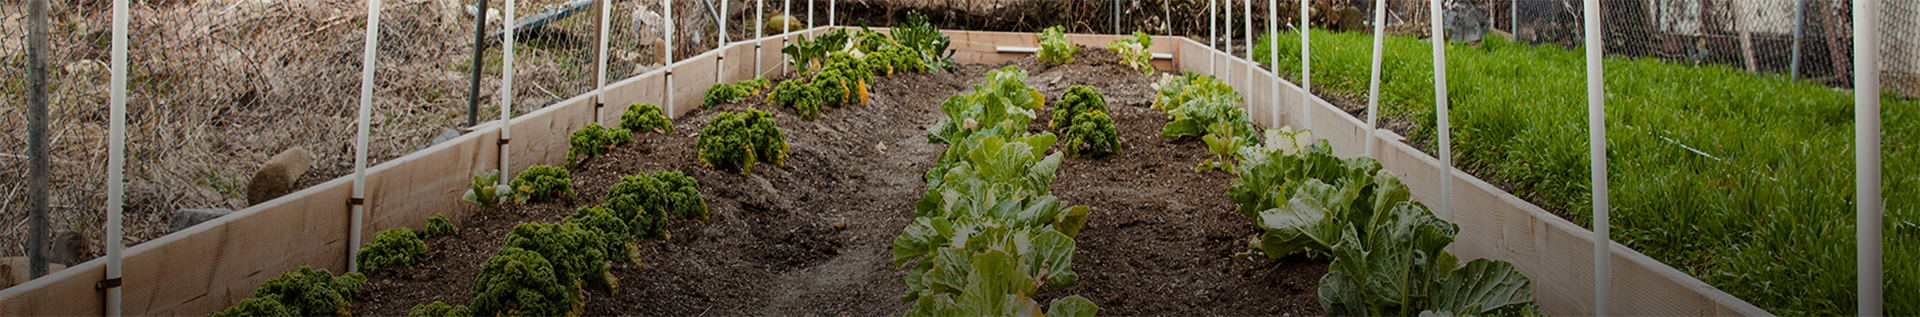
[1255, 30, 1916, 315]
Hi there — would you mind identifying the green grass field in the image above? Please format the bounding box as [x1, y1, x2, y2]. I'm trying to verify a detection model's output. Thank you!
[1252, 30, 1916, 315]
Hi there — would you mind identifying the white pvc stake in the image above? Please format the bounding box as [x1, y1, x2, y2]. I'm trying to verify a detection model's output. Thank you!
[1268, 0, 1277, 127]
[807, 0, 813, 30]
[598, 0, 611, 120]
[107, 0, 128, 314]
[720, 0, 728, 82]
[1428, 0, 1450, 225]
[1209, 0, 1216, 71]
[351, 0, 383, 274]
[502, 0, 516, 177]
[1855, 0, 1883, 314]
[665, 0, 675, 118]
[1299, 0, 1309, 130]
[784, 0, 791, 75]
[828, 0, 834, 26]
[1582, 0, 1609, 314]
[1225, 0, 1232, 59]
[756, 0, 763, 74]
[1364, 0, 1383, 157]
[1243, 0, 1251, 105]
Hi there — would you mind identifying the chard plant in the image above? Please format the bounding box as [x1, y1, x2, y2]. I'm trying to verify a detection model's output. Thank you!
[460, 170, 511, 210]
[356, 227, 426, 272]
[567, 122, 633, 168]
[782, 29, 851, 72]
[890, 11, 956, 72]
[1107, 31, 1155, 75]
[696, 109, 789, 175]
[621, 103, 674, 135]
[423, 213, 457, 239]
[510, 164, 572, 203]
[1036, 26, 1077, 66]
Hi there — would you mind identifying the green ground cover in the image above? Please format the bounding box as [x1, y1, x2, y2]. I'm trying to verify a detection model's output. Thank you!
[1253, 30, 1917, 315]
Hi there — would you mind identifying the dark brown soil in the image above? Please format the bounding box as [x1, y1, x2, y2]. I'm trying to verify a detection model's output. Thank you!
[352, 48, 1327, 316]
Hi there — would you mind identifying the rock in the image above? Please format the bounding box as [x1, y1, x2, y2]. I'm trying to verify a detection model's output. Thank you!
[247, 148, 314, 206]
[47, 230, 85, 266]
[1, 257, 69, 289]
[170, 208, 238, 231]
[414, 128, 464, 152]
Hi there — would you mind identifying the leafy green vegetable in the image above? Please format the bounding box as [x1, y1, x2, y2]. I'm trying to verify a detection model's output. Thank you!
[926, 66, 1045, 145]
[1150, 72, 1260, 170]
[890, 11, 956, 72]
[565, 206, 642, 267]
[1049, 85, 1106, 130]
[602, 171, 709, 240]
[500, 222, 612, 295]
[1036, 26, 1077, 65]
[424, 214, 457, 239]
[782, 29, 851, 72]
[510, 164, 572, 203]
[703, 82, 750, 109]
[357, 227, 426, 272]
[209, 266, 366, 317]
[406, 301, 472, 317]
[567, 122, 633, 168]
[620, 103, 673, 135]
[769, 79, 825, 120]
[1107, 31, 1155, 75]
[1063, 110, 1119, 158]
[470, 248, 577, 317]
[696, 109, 788, 175]
[460, 170, 511, 210]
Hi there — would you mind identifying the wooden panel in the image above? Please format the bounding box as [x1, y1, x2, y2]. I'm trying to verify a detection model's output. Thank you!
[121, 177, 354, 316]
[363, 128, 495, 241]
[1245, 67, 1275, 129]
[757, 36, 788, 79]
[1177, 39, 1208, 73]
[0, 258, 105, 315]
[669, 53, 719, 118]
[721, 42, 757, 82]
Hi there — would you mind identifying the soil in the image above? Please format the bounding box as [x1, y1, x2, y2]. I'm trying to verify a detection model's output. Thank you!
[352, 47, 1327, 316]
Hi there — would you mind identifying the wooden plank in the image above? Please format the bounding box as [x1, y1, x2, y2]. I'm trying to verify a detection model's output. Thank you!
[669, 53, 720, 118]
[363, 122, 495, 236]
[722, 42, 757, 82]
[0, 258, 104, 315]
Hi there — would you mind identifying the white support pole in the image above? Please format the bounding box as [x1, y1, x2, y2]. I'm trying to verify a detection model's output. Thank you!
[1364, 0, 1384, 157]
[828, 0, 834, 27]
[756, 0, 763, 74]
[1244, 0, 1252, 101]
[784, 0, 790, 75]
[807, 0, 813, 30]
[1855, 0, 1883, 314]
[1583, 0, 1609, 315]
[1268, 0, 1277, 127]
[720, 0, 729, 82]
[1428, 0, 1449, 224]
[1209, 0, 1216, 71]
[665, 0, 675, 118]
[351, 0, 384, 274]
[502, 0, 516, 177]
[1225, 0, 1232, 58]
[1299, 0, 1310, 130]
[106, 0, 128, 314]
[598, 0, 611, 116]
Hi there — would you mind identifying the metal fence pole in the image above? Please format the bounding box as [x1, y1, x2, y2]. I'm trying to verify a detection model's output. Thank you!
[25, 0, 50, 280]
[107, 0, 131, 313]
[1583, 0, 1610, 314]
[350, 0, 385, 274]
[469, 0, 490, 127]
[1365, 0, 1385, 157]
[1854, 0, 1884, 314]
[1791, 0, 1806, 81]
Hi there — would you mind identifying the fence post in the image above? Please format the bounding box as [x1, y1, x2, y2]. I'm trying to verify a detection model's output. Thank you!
[757, 0, 763, 74]
[1364, 0, 1384, 157]
[1269, 0, 1277, 127]
[24, 0, 50, 281]
[1791, 0, 1806, 81]
[1209, 0, 1216, 71]
[468, 0, 488, 128]
[107, 0, 131, 313]
[1299, 0, 1310, 130]
[350, 0, 384, 274]
[1854, 0, 1884, 314]
[598, 0, 611, 122]
[1427, 0, 1450, 228]
[501, 0, 517, 180]
[1583, 0, 1609, 314]
[665, 0, 674, 118]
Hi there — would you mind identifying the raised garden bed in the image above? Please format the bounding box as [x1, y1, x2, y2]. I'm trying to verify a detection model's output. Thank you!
[350, 48, 1328, 316]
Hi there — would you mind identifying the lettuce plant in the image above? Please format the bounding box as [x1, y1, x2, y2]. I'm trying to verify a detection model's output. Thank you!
[406, 301, 471, 317]
[470, 248, 577, 317]
[424, 213, 457, 239]
[567, 122, 633, 167]
[1149, 72, 1238, 113]
[620, 103, 673, 135]
[1107, 31, 1155, 75]
[926, 66, 1044, 145]
[697, 109, 788, 175]
[460, 170, 511, 210]
[1036, 26, 1077, 65]
[210, 266, 366, 317]
[357, 227, 426, 272]
[510, 164, 572, 203]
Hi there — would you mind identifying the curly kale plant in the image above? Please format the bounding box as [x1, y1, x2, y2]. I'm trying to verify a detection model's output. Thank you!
[869, 45, 928, 76]
[210, 266, 366, 317]
[702, 78, 771, 109]
[601, 171, 709, 240]
[621, 103, 673, 135]
[357, 227, 426, 272]
[567, 122, 633, 167]
[1107, 31, 1156, 75]
[424, 214, 457, 239]
[697, 109, 789, 175]
[1037, 25, 1078, 65]
[769, 79, 824, 120]
[460, 170, 511, 210]
[1050, 85, 1107, 130]
[1063, 110, 1120, 158]
[501, 222, 613, 295]
[406, 301, 472, 317]
[510, 164, 572, 203]
[470, 248, 576, 317]
[564, 206, 641, 266]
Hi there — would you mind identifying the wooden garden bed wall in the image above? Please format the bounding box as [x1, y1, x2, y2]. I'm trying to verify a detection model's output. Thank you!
[1183, 39, 1774, 316]
[0, 28, 1765, 317]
